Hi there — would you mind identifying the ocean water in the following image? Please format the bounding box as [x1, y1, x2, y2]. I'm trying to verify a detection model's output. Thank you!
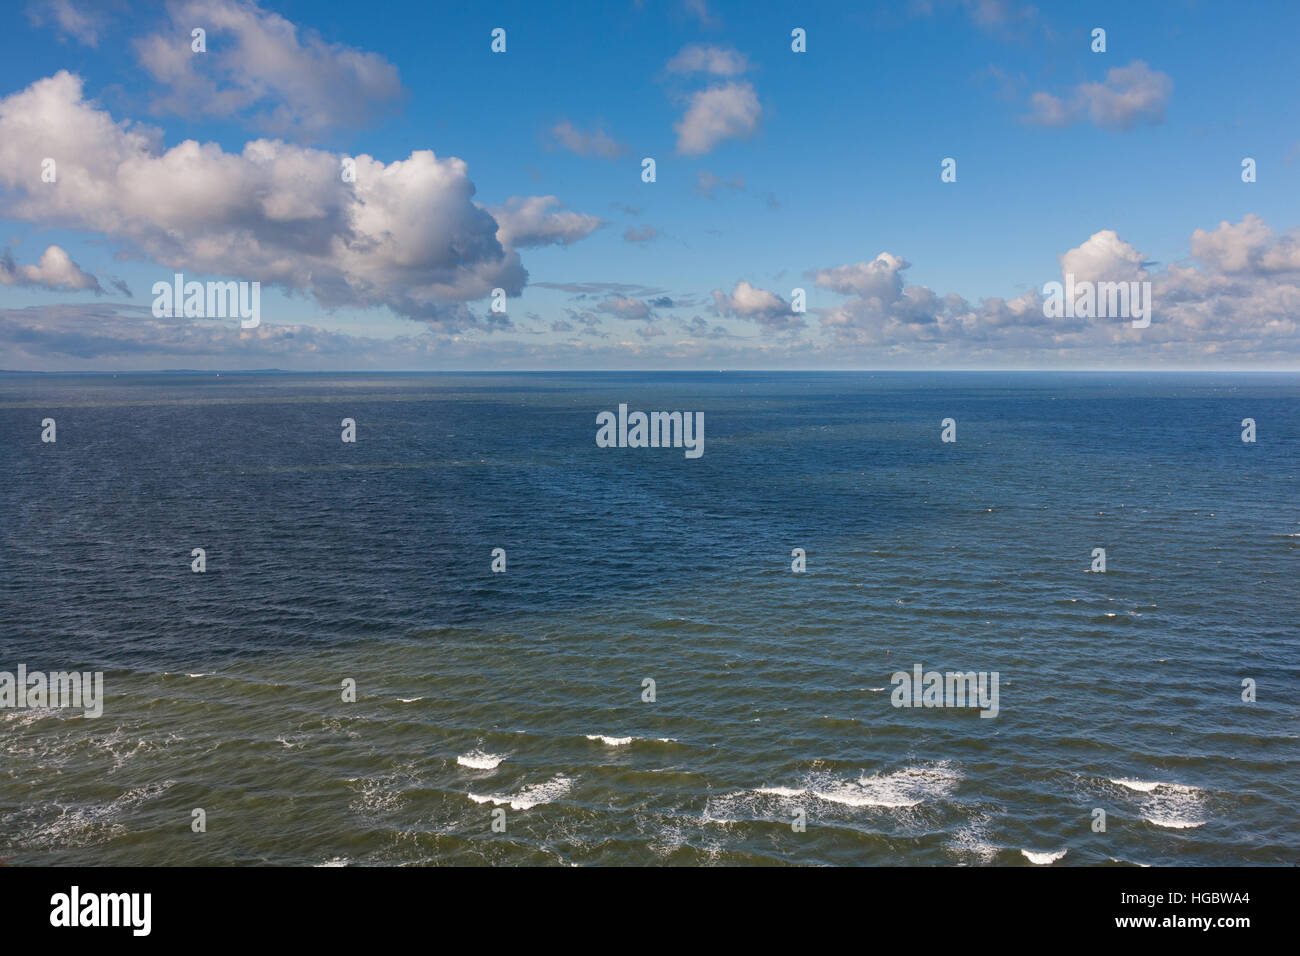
[0, 370, 1296, 866]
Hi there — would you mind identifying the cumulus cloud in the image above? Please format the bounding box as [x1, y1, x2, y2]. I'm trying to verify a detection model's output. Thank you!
[674, 81, 761, 155]
[1026, 61, 1172, 129]
[1058, 230, 1150, 283]
[711, 280, 802, 332]
[0, 245, 103, 293]
[1188, 214, 1300, 274]
[549, 121, 627, 160]
[807, 219, 1300, 361]
[133, 0, 403, 136]
[665, 44, 750, 76]
[812, 253, 911, 301]
[9, 215, 1300, 368]
[623, 225, 659, 243]
[0, 72, 600, 330]
[487, 196, 604, 248]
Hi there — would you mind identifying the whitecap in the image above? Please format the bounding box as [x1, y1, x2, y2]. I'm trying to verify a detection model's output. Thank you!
[1144, 817, 1205, 829]
[1022, 848, 1067, 864]
[586, 734, 633, 746]
[467, 774, 571, 810]
[457, 750, 504, 770]
[745, 762, 960, 812]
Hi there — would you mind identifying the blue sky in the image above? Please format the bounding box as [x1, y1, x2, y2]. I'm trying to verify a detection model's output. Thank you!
[1, 0, 1298, 369]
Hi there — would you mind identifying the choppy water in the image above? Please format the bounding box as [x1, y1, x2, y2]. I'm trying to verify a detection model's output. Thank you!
[1, 371, 1296, 865]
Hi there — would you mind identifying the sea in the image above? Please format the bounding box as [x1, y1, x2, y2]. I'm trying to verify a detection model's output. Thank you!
[0, 370, 1296, 866]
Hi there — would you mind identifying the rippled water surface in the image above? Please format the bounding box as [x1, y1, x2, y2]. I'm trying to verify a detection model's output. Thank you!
[1, 371, 1296, 865]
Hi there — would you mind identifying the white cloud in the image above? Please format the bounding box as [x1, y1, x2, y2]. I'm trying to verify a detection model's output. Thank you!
[1027, 61, 1172, 130]
[597, 296, 654, 320]
[682, 0, 720, 28]
[711, 280, 802, 332]
[133, 0, 403, 136]
[487, 196, 604, 248]
[665, 44, 750, 77]
[674, 81, 761, 155]
[1059, 230, 1149, 283]
[812, 253, 911, 301]
[0, 245, 103, 292]
[0, 72, 594, 330]
[1189, 214, 1300, 274]
[809, 220, 1300, 359]
[26, 0, 103, 47]
[623, 225, 659, 243]
[549, 121, 627, 160]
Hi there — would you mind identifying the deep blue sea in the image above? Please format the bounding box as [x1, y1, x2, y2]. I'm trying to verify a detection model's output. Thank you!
[1, 371, 1296, 865]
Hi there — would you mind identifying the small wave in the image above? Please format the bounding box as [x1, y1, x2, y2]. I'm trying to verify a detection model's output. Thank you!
[397, 697, 424, 703]
[457, 750, 505, 770]
[1111, 779, 1206, 829]
[585, 734, 676, 746]
[1110, 778, 1199, 794]
[738, 762, 960, 813]
[1022, 848, 1067, 865]
[1145, 817, 1205, 829]
[586, 734, 633, 746]
[467, 774, 572, 810]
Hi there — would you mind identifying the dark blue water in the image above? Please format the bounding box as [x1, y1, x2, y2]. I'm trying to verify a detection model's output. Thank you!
[1, 371, 1296, 865]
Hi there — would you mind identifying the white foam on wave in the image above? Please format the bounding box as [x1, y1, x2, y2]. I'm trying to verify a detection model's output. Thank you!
[1110, 778, 1200, 794]
[946, 813, 999, 864]
[1110, 779, 1207, 829]
[397, 697, 423, 703]
[0, 706, 62, 727]
[457, 750, 505, 770]
[585, 734, 676, 746]
[23, 781, 176, 848]
[1145, 817, 1205, 829]
[713, 762, 962, 819]
[467, 774, 572, 810]
[1022, 848, 1067, 865]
